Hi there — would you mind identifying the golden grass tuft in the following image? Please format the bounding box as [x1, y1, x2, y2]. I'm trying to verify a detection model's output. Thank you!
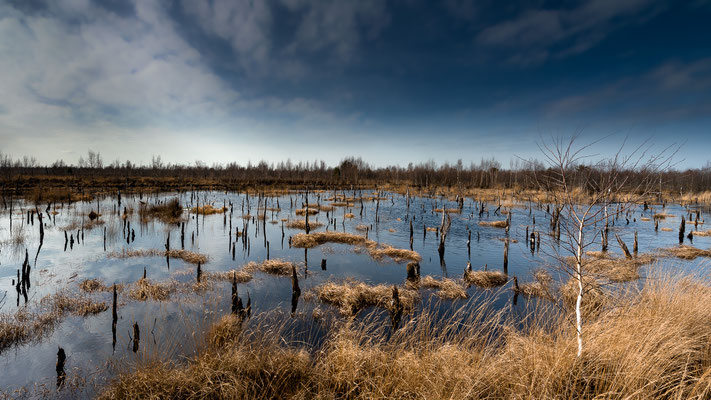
[100, 327, 312, 399]
[561, 276, 608, 317]
[514, 272, 553, 300]
[368, 245, 422, 263]
[191, 204, 227, 215]
[101, 270, 711, 399]
[434, 208, 462, 214]
[1, 291, 109, 353]
[50, 292, 109, 316]
[242, 259, 297, 276]
[344, 213, 355, 218]
[291, 232, 369, 248]
[665, 245, 711, 260]
[478, 220, 508, 228]
[295, 208, 319, 216]
[691, 230, 711, 236]
[107, 248, 207, 264]
[354, 224, 369, 231]
[314, 279, 419, 316]
[661, 227, 673, 231]
[206, 314, 244, 348]
[128, 278, 176, 301]
[418, 276, 468, 299]
[654, 213, 675, 219]
[139, 198, 183, 223]
[568, 253, 655, 282]
[205, 269, 253, 283]
[464, 270, 509, 288]
[292, 232, 420, 263]
[286, 219, 324, 230]
[330, 201, 354, 207]
[79, 278, 123, 293]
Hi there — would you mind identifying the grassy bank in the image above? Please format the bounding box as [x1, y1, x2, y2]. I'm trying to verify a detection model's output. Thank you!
[100, 267, 711, 399]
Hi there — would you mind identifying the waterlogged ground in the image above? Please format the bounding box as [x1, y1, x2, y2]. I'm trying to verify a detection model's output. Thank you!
[0, 190, 709, 397]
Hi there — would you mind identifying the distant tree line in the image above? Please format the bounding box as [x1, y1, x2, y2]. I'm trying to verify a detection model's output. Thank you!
[1, 150, 710, 194]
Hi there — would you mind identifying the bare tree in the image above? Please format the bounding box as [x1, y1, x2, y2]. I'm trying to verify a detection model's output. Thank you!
[531, 135, 675, 357]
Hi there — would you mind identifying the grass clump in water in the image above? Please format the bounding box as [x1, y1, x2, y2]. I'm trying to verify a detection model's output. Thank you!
[478, 220, 508, 228]
[464, 269, 509, 288]
[665, 245, 711, 260]
[292, 232, 421, 263]
[1, 291, 108, 353]
[139, 198, 183, 223]
[107, 248, 208, 264]
[191, 204, 227, 215]
[243, 259, 298, 276]
[314, 279, 419, 316]
[292, 232, 369, 248]
[128, 278, 176, 301]
[205, 269, 254, 283]
[295, 208, 319, 216]
[286, 219, 324, 230]
[418, 276, 468, 299]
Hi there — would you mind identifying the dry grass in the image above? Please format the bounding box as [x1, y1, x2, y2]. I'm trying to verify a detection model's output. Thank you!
[344, 213, 355, 218]
[205, 269, 254, 283]
[354, 224, 369, 231]
[286, 219, 324, 230]
[514, 272, 554, 300]
[561, 276, 608, 317]
[61, 215, 106, 231]
[665, 245, 711, 260]
[434, 208, 462, 214]
[368, 245, 422, 262]
[313, 279, 419, 316]
[464, 270, 509, 288]
[330, 201, 354, 207]
[26, 187, 86, 203]
[291, 232, 420, 263]
[295, 208, 320, 216]
[102, 270, 711, 399]
[50, 292, 109, 316]
[0, 310, 57, 354]
[128, 278, 176, 301]
[661, 227, 674, 232]
[291, 232, 369, 248]
[206, 314, 244, 348]
[139, 198, 183, 223]
[107, 248, 207, 264]
[640, 217, 651, 221]
[1, 291, 108, 353]
[418, 276, 468, 299]
[478, 220, 508, 228]
[567, 253, 655, 282]
[79, 278, 123, 293]
[191, 204, 227, 215]
[243, 259, 298, 276]
[654, 213, 675, 219]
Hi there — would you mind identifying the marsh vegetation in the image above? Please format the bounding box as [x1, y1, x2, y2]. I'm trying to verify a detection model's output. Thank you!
[3, 149, 711, 398]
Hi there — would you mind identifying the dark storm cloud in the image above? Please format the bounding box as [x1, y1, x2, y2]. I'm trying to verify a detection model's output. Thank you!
[0, 0, 709, 167]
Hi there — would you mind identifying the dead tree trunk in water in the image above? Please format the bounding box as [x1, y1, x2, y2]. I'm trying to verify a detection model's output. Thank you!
[615, 234, 632, 259]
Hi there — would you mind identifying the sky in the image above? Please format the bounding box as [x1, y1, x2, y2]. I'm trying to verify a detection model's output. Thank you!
[0, 0, 710, 169]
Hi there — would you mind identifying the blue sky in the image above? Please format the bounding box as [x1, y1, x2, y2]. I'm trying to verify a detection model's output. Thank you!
[1, 0, 710, 168]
